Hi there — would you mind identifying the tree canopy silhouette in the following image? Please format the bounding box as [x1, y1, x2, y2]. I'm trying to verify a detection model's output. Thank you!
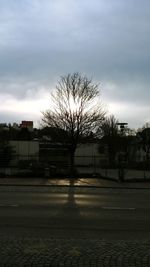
[42, 72, 106, 176]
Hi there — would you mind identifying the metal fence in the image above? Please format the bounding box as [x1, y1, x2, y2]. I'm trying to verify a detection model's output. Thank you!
[0, 153, 150, 180]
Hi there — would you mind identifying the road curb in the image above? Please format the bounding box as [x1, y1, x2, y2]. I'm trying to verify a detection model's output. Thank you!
[0, 183, 149, 190]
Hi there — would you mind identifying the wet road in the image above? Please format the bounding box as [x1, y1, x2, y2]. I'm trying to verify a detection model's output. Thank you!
[0, 186, 149, 239]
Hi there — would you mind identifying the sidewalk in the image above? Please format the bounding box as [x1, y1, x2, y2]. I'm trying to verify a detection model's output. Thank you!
[0, 177, 150, 189]
[0, 235, 150, 267]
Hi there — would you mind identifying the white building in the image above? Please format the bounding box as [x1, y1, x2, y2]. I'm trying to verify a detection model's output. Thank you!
[9, 140, 39, 164]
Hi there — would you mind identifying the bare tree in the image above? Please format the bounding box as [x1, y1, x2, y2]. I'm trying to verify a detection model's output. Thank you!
[100, 115, 130, 176]
[100, 115, 120, 166]
[100, 115, 119, 138]
[42, 72, 106, 176]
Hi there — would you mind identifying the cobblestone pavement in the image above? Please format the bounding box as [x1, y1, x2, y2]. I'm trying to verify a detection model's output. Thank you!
[0, 236, 150, 266]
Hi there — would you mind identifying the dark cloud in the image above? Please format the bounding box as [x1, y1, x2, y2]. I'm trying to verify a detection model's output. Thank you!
[0, 0, 150, 128]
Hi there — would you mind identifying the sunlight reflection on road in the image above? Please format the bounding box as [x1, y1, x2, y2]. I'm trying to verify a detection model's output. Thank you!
[46, 178, 109, 186]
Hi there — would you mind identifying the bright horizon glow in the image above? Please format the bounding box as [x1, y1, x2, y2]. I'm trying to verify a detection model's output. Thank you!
[0, 90, 149, 130]
[56, 95, 100, 114]
[0, 90, 51, 127]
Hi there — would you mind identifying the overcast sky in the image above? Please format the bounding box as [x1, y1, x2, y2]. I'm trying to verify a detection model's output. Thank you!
[0, 0, 150, 129]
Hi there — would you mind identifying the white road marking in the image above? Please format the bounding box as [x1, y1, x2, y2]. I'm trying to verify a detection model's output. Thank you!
[0, 204, 19, 207]
[102, 206, 136, 210]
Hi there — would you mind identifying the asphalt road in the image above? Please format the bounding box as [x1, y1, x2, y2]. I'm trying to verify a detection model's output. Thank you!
[0, 186, 150, 240]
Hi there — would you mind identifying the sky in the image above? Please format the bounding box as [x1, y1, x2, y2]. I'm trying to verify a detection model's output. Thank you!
[0, 0, 150, 129]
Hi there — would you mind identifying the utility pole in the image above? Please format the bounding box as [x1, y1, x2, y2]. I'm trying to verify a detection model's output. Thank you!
[116, 122, 128, 135]
[116, 122, 128, 182]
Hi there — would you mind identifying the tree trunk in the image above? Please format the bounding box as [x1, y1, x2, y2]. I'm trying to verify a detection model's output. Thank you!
[70, 149, 75, 178]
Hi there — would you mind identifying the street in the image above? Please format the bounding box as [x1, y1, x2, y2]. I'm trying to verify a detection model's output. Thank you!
[0, 185, 150, 266]
[0, 186, 150, 235]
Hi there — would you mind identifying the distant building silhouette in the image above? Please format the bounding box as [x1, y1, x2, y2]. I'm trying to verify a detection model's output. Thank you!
[20, 121, 33, 131]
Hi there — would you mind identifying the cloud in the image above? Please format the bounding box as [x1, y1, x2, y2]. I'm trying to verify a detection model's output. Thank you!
[0, 88, 50, 126]
[107, 100, 150, 129]
[0, 0, 150, 128]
